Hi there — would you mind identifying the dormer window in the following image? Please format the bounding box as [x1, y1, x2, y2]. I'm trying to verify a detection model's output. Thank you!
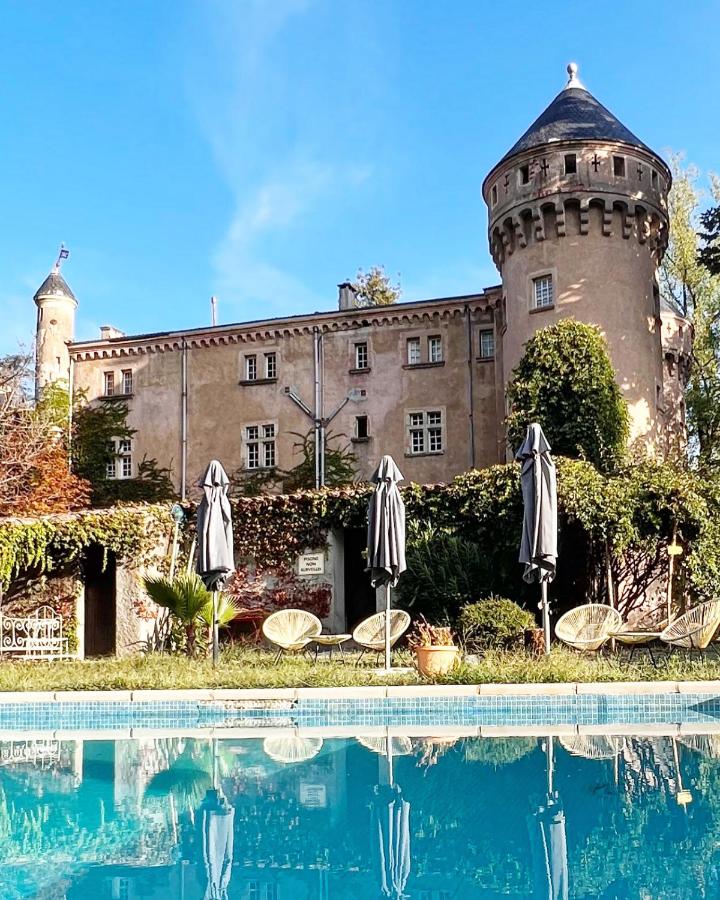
[613, 156, 626, 177]
[564, 154, 577, 175]
[519, 164, 530, 185]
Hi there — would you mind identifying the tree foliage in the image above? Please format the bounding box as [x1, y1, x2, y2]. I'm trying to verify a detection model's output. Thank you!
[666, 159, 720, 468]
[350, 265, 401, 307]
[0, 358, 90, 516]
[506, 320, 629, 471]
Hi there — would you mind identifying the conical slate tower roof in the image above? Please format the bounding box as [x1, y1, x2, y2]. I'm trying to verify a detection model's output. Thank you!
[497, 64, 654, 166]
[34, 269, 77, 303]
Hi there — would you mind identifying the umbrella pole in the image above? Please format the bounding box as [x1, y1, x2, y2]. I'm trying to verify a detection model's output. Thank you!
[541, 581, 551, 655]
[385, 583, 392, 671]
[212, 590, 219, 667]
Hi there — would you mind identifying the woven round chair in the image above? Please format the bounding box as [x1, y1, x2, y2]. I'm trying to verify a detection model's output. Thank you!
[262, 609, 322, 663]
[357, 735, 414, 757]
[659, 599, 720, 652]
[559, 734, 618, 760]
[352, 610, 411, 665]
[555, 604, 623, 652]
[263, 736, 323, 764]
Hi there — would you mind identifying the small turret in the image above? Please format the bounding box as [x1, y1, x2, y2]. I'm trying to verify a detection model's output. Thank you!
[34, 249, 77, 399]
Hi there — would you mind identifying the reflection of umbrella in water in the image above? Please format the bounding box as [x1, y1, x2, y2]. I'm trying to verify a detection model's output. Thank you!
[529, 736, 568, 900]
[263, 735, 323, 765]
[373, 782, 411, 899]
[367, 729, 412, 899]
[198, 787, 234, 900]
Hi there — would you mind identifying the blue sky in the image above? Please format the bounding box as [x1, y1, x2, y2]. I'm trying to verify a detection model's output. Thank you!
[2, 0, 718, 354]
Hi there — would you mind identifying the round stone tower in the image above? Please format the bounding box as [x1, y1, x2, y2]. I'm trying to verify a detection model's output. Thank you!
[34, 262, 77, 399]
[482, 64, 671, 449]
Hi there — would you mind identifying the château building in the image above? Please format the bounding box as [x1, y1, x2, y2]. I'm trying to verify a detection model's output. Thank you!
[34, 65, 690, 496]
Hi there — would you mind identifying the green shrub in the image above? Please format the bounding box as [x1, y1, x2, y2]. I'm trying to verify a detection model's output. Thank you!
[396, 530, 492, 622]
[458, 596, 536, 651]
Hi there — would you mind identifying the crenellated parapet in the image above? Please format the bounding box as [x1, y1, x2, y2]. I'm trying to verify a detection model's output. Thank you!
[483, 143, 670, 269]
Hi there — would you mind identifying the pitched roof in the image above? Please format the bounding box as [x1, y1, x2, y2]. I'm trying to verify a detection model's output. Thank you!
[497, 69, 655, 166]
[34, 270, 77, 303]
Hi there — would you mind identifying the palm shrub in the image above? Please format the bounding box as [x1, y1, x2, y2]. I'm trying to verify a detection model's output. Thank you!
[143, 573, 239, 657]
[458, 596, 536, 651]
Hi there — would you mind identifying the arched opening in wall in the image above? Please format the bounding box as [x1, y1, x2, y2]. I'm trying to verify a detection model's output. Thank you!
[563, 199, 581, 235]
[541, 203, 557, 240]
[635, 204, 649, 243]
[83, 543, 116, 657]
[502, 217, 516, 255]
[519, 208, 533, 246]
[612, 201, 628, 237]
[588, 198, 605, 233]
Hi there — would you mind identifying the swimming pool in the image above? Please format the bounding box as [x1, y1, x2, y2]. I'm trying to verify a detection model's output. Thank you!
[2, 687, 720, 897]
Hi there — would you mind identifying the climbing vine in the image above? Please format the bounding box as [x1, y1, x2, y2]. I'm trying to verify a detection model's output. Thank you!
[0, 504, 174, 590]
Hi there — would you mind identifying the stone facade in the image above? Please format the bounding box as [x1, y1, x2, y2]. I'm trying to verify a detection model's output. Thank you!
[33, 66, 690, 491]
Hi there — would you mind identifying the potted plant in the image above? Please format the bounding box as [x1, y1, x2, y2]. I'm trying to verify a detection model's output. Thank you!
[407, 618, 459, 677]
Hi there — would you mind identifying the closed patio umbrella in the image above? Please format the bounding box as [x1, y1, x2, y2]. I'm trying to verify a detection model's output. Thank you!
[529, 736, 568, 900]
[373, 782, 411, 899]
[196, 460, 234, 666]
[516, 424, 557, 654]
[366, 455, 406, 672]
[198, 787, 235, 900]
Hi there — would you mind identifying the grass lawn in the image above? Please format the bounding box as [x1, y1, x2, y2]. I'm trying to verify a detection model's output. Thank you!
[0, 645, 718, 692]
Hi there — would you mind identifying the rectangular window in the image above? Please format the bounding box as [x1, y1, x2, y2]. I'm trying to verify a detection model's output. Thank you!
[491, 184, 498, 206]
[407, 410, 443, 455]
[428, 335, 443, 363]
[118, 438, 132, 478]
[264, 352, 277, 380]
[249, 884, 259, 900]
[106, 454, 116, 479]
[564, 153, 577, 175]
[245, 355, 257, 381]
[532, 274, 554, 309]
[263, 424, 276, 467]
[354, 342, 368, 370]
[651, 169, 658, 188]
[103, 372, 115, 396]
[479, 329, 495, 359]
[613, 155, 626, 177]
[407, 337, 421, 365]
[121, 370, 133, 394]
[355, 415, 368, 439]
[263, 885, 277, 900]
[519, 163, 530, 185]
[246, 425, 259, 469]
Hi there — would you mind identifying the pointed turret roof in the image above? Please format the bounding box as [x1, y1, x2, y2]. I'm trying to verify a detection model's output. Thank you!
[34, 268, 77, 303]
[497, 63, 656, 166]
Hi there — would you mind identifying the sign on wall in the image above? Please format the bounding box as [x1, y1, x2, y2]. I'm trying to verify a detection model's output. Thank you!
[297, 552, 325, 576]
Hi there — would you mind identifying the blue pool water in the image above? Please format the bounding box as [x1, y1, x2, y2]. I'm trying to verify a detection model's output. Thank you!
[1, 727, 720, 898]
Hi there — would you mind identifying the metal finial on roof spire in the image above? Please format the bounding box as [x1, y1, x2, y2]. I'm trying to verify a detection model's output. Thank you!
[565, 62, 584, 90]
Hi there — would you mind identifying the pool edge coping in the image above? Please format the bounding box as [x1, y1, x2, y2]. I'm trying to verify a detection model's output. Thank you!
[0, 679, 718, 704]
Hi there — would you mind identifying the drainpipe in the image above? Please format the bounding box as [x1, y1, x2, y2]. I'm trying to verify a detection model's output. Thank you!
[313, 327, 321, 489]
[319, 329, 326, 487]
[181, 336, 188, 500]
[465, 305, 476, 469]
[67, 352, 75, 471]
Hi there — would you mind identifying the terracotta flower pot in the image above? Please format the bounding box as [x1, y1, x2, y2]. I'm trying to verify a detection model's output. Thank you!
[415, 645, 459, 678]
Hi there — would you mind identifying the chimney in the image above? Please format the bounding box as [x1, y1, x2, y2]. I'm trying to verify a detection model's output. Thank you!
[338, 282, 357, 311]
[100, 325, 126, 340]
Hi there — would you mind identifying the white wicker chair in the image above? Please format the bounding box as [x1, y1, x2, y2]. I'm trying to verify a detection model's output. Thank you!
[263, 736, 323, 764]
[352, 610, 411, 665]
[357, 735, 414, 757]
[262, 609, 322, 663]
[659, 599, 720, 653]
[555, 604, 622, 652]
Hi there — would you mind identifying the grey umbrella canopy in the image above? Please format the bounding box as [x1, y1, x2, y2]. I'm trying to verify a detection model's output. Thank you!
[373, 783, 411, 899]
[196, 460, 234, 664]
[366, 455, 406, 671]
[199, 788, 235, 900]
[516, 424, 557, 653]
[530, 796, 568, 900]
